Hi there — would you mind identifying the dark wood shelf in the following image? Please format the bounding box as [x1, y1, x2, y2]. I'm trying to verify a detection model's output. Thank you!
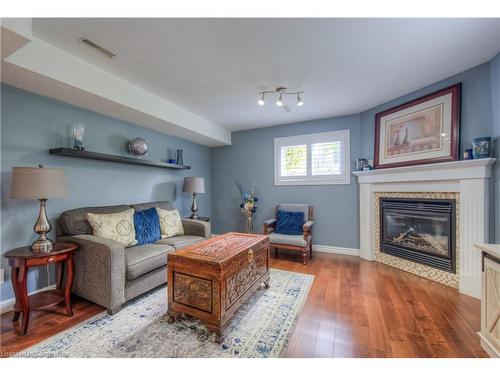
[49, 148, 190, 170]
[13, 290, 65, 311]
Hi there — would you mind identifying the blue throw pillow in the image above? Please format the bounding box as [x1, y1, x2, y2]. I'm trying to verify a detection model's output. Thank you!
[134, 207, 161, 245]
[275, 210, 305, 235]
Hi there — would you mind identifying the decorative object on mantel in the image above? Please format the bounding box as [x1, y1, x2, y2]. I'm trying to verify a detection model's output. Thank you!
[374, 83, 461, 169]
[70, 123, 85, 150]
[176, 149, 184, 166]
[472, 137, 492, 159]
[355, 158, 368, 171]
[10, 165, 67, 253]
[463, 148, 474, 160]
[182, 177, 205, 219]
[474, 243, 500, 358]
[235, 180, 258, 233]
[128, 137, 149, 158]
[49, 148, 190, 170]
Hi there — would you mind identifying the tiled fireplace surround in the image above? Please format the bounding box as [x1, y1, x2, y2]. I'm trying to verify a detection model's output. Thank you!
[353, 158, 496, 299]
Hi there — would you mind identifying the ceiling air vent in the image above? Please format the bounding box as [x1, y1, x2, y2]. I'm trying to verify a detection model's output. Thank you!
[79, 38, 116, 59]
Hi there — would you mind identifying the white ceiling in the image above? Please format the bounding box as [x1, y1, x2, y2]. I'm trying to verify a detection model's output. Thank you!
[27, 18, 500, 132]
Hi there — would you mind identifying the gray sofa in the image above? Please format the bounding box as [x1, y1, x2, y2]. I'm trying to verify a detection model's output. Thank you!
[57, 201, 210, 314]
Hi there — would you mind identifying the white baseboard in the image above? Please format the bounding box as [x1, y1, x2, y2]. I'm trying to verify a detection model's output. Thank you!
[0, 284, 57, 314]
[312, 244, 360, 257]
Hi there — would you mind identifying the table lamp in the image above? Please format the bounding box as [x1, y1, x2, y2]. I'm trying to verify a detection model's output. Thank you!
[10, 165, 67, 253]
[182, 177, 205, 219]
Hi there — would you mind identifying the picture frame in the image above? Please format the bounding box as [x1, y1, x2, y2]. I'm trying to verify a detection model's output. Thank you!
[374, 84, 461, 169]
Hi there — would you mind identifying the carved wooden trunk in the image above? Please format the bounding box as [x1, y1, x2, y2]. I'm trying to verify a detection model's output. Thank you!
[167, 232, 270, 342]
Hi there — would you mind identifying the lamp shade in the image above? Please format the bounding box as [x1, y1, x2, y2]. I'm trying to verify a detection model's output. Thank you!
[182, 177, 205, 194]
[10, 166, 67, 199]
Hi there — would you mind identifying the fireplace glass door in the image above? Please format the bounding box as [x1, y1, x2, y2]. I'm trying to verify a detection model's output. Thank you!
[380, 198, 455, 273]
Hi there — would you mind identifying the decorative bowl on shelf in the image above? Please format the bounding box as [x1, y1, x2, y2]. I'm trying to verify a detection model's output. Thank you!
[128, 138, 149, 158]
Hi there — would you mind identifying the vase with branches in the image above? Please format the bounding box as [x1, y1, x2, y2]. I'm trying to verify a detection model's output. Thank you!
[235, 180, 258, 233]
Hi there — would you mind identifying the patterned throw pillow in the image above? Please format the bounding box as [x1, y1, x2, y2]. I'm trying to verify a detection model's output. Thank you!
[156, 208, 184, 238]
[275, 210, 305, 235]
[133, 208, 161, 245]
[87, 209, 137, 247]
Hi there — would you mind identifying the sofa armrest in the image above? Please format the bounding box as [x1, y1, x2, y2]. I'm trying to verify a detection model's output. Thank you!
[58, 235, 126, 311]
[263, 218, 276, 234]
[182, 219, 211, 239]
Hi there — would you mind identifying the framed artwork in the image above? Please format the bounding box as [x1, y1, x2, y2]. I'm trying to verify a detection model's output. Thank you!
[374, 84, 461, 169]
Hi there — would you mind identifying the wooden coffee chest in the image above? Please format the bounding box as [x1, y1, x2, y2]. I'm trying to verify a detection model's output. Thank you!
[167, 232, 270, 342]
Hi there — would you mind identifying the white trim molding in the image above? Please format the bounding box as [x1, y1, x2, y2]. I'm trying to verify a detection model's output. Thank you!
[353, 158, 496, 299]
[313, 244, 360, 257]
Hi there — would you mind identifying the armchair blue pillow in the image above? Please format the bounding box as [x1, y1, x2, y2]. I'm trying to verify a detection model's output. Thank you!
[134, 207, 161, 245]
[275, 210, 305, 235]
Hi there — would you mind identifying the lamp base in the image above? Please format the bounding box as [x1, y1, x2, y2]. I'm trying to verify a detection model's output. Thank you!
[31, 237, 54, 253]
[190, 193, 199, 220]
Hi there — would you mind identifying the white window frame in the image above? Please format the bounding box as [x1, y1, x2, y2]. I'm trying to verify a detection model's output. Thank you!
[274, 129, 351, 186]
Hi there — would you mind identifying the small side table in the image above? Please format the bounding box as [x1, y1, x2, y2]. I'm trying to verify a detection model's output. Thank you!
[3, 242, 79, 336]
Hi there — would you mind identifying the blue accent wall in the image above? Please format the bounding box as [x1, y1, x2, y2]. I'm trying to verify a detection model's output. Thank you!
[0, 85, 211, 303]
[211, 60, 497, 249]
[1, 56, 499, 305]
[359, 62, 493, 157]
[491, 53, 500, 242]
[211, 115, 362, 249]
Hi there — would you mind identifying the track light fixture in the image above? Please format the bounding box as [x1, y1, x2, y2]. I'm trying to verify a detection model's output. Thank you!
[257, 87, 304, 108]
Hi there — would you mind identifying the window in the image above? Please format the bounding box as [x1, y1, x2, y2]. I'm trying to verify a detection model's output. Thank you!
[274, 129, 350, 185]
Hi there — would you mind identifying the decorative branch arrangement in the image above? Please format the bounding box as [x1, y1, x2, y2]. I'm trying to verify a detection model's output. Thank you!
[235, 180, 258, 233]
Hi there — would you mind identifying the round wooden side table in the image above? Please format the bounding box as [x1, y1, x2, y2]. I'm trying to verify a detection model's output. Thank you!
[3, 242, 79, 336]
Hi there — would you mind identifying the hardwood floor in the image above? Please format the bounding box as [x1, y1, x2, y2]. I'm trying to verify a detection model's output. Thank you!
[0, 252, 487, 358]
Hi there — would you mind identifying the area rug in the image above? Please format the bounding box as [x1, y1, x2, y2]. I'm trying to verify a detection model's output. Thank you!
[18, 269, 313, 358]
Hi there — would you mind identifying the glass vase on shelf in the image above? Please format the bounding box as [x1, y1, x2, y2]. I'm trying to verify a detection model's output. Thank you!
[70, 123, 85, 150]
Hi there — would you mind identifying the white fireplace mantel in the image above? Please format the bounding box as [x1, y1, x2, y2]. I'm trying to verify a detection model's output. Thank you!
[353, 158, 496, 298]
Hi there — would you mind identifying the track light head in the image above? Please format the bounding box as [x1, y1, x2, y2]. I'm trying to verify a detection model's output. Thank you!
[297, 93, 304, 106]
[258, 93, 265, 106]
[276, 93, 284, 106]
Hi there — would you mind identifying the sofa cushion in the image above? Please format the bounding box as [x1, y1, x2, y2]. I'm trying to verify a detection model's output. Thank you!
[268, 233, 308, 247]
[131, 201, 173, 213]
[87, 209, 137, 247]
[156, 208, 184, 238]
[134, 207, 161, 245]
[275, 210, 304, 235]
[156, 235, 205, 250]
[58, 205, 130, 236]
[126, 243, 174, 280]
[278, 204, 311, 221]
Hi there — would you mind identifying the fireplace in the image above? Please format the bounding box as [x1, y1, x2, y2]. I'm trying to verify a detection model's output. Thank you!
[380, 197, 456, 273]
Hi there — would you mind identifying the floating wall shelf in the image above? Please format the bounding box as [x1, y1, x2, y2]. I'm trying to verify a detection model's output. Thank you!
[49, 148, 191, 170]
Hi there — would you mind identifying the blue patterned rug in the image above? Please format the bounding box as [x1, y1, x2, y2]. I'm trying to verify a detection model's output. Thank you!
[18, 269, 313, 358]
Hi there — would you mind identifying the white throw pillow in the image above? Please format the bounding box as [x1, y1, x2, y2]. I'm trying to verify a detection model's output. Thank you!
[156, 208, 184, 238]
[87, 209, 137, 247]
